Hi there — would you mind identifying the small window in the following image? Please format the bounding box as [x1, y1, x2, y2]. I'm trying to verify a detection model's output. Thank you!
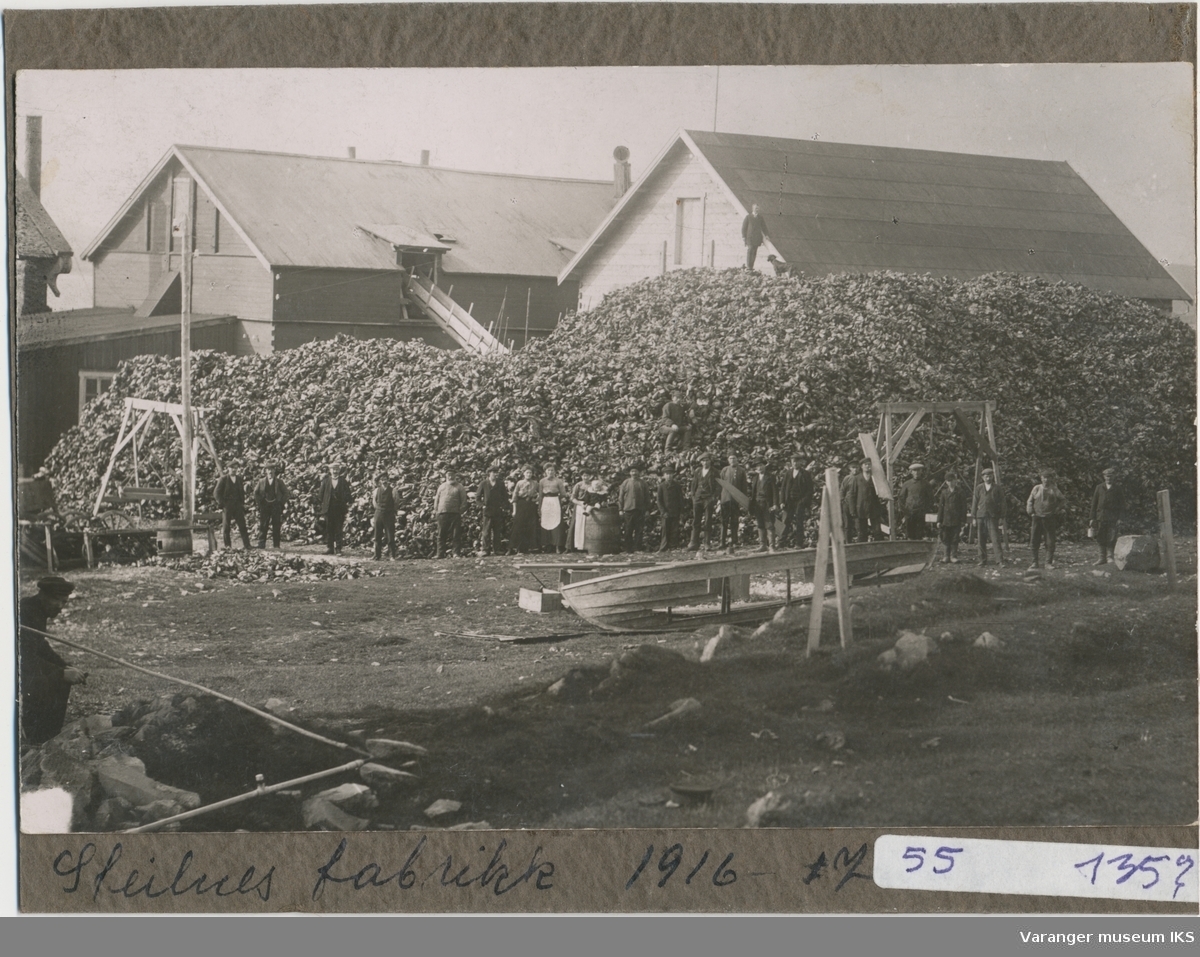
[78, 372, 115, 418]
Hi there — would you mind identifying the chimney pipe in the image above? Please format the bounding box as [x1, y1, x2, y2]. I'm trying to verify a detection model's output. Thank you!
[26, 115, 42, 198]
[347, 146, 357, 159]
[613, 145, 631, 198]
[420, 150, 430, 166]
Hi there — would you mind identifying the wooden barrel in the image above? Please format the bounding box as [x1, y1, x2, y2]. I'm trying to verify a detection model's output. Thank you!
[156, 520, 194, 558]
[584, 507, 622, 556]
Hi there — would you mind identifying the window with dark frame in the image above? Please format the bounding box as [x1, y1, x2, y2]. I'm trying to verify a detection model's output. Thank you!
[78, 371, 116, 418]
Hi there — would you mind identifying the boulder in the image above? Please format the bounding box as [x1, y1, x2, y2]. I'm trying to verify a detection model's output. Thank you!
[701, 624, 753, 662]
[893, 631, 938, 669]
[1113, 535, 1161, 572]
[974, 631, 1005, 650]
[95, 757, 201, 811]
[92, 796, 137, 831]
[646, 697, 701, 727]
[613, 644, 686, 675]
[365, 738, 428, 758]
[134, 799, 185, 824]
[313, 782, 378, 814]
[82, 714, 114, 734]
[301, 795, 369, 831]
[263, 698, 289, 714]
[424, 798, 463, 819]
[359, 763, 417, 791]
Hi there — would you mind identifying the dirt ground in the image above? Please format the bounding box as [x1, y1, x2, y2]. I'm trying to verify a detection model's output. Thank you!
[22, 533, 1198, 831]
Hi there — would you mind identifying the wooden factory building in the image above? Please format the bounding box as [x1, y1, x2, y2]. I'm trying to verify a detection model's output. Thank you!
[560, 130, 1189, 310]
[82, 146, 617, 355]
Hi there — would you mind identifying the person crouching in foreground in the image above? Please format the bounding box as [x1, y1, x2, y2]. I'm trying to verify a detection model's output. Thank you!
[19, 576, 87, 744]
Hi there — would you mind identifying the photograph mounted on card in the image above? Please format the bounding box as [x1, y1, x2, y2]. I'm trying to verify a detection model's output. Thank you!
[8, 2, 1196, 916]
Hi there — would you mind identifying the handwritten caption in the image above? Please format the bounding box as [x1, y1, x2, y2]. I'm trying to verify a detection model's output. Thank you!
[874, 836, 1198, 903]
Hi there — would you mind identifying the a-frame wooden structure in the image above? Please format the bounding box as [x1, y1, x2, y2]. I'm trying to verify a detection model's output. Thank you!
[93, 397, 224, 519]
[872, 400, 1000, 541]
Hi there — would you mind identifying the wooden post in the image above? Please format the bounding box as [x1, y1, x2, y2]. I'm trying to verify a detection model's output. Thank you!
[524, 287, 531, 348]
[179, 177, 195, 524]
[884, 409, 895, 539]
[806, 484, 833, 656]
[825, 468, 853, 649]
[1157, 490, 1177, 588]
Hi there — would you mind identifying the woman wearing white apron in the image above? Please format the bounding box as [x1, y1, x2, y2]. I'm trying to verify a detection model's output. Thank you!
[539, 465, 570, 554]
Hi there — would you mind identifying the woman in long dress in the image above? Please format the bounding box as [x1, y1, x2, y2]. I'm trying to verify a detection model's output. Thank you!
[539, 464, 571, 554]
[569, 471, 592, 551]
[511, 467, 540, 554]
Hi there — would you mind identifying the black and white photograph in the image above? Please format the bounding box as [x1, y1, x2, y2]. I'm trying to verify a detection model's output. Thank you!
[12, 56, 1196, 852]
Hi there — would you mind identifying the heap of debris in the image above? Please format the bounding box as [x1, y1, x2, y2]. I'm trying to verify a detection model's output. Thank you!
[154, 550, 372, 582]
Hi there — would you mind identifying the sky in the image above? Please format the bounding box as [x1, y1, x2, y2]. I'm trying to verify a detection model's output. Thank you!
[12, 63, 1197, 310]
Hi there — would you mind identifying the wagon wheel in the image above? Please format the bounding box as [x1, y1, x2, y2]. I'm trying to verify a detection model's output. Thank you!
[94, 510, 138, 529]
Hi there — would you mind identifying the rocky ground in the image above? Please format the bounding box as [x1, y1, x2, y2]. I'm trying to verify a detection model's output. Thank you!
[19, 532, 1198, 833]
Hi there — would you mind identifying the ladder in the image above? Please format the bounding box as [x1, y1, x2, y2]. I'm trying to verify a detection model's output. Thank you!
[406, 274, 508, 355]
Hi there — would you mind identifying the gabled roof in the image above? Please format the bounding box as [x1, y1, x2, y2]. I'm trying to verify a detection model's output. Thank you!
[561, 129, 1188, 302]
[15, 171, 72, 260]
[85, 146, 616, 278]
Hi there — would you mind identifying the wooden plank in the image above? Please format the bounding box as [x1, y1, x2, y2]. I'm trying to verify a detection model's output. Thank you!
[879, 401, 991, 413]
[1158, 489, 1178, 588]
[807, 482, 833, 656]
[716, 477, 750, 509]
[94, 401, 133, 516]
[857, 433, 893, 500]
[952, 408, 998, 460]
[886, 409, 928, 464]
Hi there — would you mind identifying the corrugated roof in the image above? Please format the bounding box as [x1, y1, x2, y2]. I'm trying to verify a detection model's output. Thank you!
[15, 171, 72, 260]
[16, 307, 233, 350]
[91, 147, 615, 277]
[562, 130, 1188, 302]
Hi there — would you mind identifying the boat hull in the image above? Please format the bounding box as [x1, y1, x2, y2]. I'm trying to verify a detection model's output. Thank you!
[559, 540, 937, 632]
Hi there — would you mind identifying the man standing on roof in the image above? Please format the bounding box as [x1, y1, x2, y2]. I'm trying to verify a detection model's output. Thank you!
[19, 576, 87, 744]
[742, 203, 770, 270]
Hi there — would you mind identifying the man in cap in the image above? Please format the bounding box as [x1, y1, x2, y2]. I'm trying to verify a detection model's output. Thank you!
[719, 453, 749, 550]
[748, 458, 779, 552]
[618, 464, 651, 553]
[779, 452, 814, 548]
[848, 459, 882, 543]
[214, 459, 251, 550]
[435, 469, 468, 558]
[742, 203, 770, 270]
[936, 470, 969, 563]
[372, 470, 398, 561]
[656, 463, 685, 552]
[661, 390, 693, 452]
[688, 453, 721, 550]
[1027, 469, 1067, 569]
[897, 463, 935, 541]
[19, 576, 87, 744]
[1088, 467, 1125, 565]
[477, 465, 511, 556]
[972, 467, 1007, 565]
[254, 463, 289, 549]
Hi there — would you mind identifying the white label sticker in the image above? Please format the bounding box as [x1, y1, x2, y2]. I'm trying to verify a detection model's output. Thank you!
[874, 836, 1198, 903]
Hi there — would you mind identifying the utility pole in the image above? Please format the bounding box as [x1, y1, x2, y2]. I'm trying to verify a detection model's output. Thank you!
[177, 178, 195, 524]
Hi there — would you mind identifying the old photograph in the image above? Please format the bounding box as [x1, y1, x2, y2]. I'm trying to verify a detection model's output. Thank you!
[13, 63, 1196, 839]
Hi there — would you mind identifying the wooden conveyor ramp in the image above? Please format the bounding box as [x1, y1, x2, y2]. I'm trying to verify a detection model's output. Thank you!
[407, 274, 508, 355]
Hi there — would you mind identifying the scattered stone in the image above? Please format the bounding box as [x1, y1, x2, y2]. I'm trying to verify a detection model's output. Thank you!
[1091, 569, 1112, 579]
[646, 697, 701, 727]
[816, 730, 845, 751]
[424, 798, 463, 819]
[301, 795, 369, 831]
[1114, 535, 1161, 572]
[359, 763, 417, 791]
[366, 738, 428, 758]
[614, 644, 687, 675]
[664, 800, 681, 809]
[82, 714, 114, 734]
[93, 796, 137, 830]
[634, 788, 672, 806]
[264, 698, 289, 714]
[314, 782, 378, 814]
[921, 737, 941, 749]
[135, 799, 185, 824]
[446, 821, 493, 830]
[974, 631, 1005, 650]
[545, 669, 600, 700]
[745, 790, 790, 827]
[95, 756, 202, 811]
[877, 649, 899, 669]
[894, 631, 938, 667]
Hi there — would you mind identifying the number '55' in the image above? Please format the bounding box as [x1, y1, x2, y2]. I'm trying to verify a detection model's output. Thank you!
[903, 846, 963, 874]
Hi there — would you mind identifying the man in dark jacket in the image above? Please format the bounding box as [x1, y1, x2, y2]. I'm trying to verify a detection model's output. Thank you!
[661, 390, 693, 452]
[972, 468, 1007, 565]
[779, 452, 814, 547]
[719, 453, 749, 549]
[320, 463, 353, 554]
[741, 203, 769, 269]
[656, 464, 685, 551]
[254, 464, 289, 549]
[618, 465, 651, 552]
[1088, 467, 1125, 565]
[896, 463, 935, 540]
[214, 460, 251, 549]
[936, 471, 969, 563]
[372, 471, 398, 560]
[847, 459, 882, 543]
[477, 466, 511, 556]
[748, 459, 779, 551]
[688, 453, 720, 550]
[19, 576, 87, 744]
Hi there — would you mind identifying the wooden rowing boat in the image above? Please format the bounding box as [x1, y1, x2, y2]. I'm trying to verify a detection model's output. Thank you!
[558, 540, 937, 632]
